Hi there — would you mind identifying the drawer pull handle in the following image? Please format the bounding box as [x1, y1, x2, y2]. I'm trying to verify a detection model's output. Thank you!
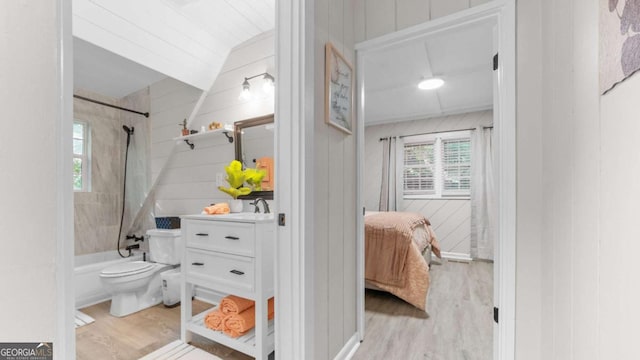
[225, 236, 240, 240]
[195, 233, 209, 237]
[230, 269, 245, 276]
[192, 262, 204, 266]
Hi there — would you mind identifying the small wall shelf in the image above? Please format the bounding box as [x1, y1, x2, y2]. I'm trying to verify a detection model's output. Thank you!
[173, 127, 234, 150]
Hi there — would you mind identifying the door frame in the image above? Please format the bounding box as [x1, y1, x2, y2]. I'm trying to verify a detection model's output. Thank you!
[354, 1, 516, 359]
[56, 0, 75, 358]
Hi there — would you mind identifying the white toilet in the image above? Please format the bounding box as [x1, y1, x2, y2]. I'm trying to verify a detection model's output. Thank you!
[100, 229, 182, 317]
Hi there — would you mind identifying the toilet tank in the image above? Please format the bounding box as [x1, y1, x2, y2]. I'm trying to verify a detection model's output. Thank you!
[146, 229, 182, 265]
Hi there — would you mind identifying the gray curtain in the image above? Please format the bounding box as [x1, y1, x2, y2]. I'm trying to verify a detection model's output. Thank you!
[379, 137, 404, 211]
[470, 127, 495, 260]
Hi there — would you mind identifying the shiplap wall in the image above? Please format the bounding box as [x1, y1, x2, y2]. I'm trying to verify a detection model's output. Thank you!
[365, 111, 492, 257]
[149, 78, 202, 184]
[534, 0, 640, 358]
[353, 0, 492, 43]
[312, 0, 358, 358]
[150, 32, 275, 217]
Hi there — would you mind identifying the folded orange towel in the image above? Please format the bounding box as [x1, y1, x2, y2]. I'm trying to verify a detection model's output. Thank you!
[204, 309, 224, 331]
[222, 298, 275, 338]
[220, 295, 255, 315]
[204, 203, 230, 215]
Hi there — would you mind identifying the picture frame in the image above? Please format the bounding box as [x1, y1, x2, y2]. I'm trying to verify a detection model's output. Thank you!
[600, 0, 640, 94]
[325, 42, 353, 134]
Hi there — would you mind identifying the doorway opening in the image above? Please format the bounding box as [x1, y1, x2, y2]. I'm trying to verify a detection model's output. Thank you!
[354, 2, 516, 359]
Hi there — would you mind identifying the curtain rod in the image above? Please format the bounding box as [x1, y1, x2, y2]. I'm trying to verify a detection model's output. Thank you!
[379, 126, 493, 141]
[73, 95, 150, 118]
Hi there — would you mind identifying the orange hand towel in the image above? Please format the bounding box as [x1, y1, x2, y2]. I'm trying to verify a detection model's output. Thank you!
[204, 203, 230, 215]
[256, 157, 274, 191]
[204, 309, 224, 331]
[222, 298, 275, 338]
[220, 295, 254, 315]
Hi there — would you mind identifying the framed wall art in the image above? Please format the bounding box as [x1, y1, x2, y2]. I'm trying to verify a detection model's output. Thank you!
[600, 0, 640, 94]
[325, 42, 353, 134]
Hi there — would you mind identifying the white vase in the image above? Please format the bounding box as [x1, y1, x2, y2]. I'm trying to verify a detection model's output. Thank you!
[229, 199, 243, 213]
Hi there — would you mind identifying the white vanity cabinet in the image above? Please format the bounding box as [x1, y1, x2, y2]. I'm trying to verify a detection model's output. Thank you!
[180, 214, 275, 359]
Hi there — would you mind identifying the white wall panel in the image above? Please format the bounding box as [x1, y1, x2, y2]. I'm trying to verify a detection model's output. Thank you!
[515, 0, 543, 357]
[149, 78, 202, 184]
[365, 0, 396, 39]
[150, 32, 275, 217]
[313, 0, 331, 356]
[517, 0, 640, 357]
[470, 0, 491, 6]
[396, 0, 430, 30]
[430, 0, 470, 20]
[357, 0, 489, 42]
[0, 0, 61, 342]
[312, 0, 358, 358]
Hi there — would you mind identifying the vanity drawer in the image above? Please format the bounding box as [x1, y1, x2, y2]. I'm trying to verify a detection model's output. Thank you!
[185, 220, 255, 256]
[185, 249, 254, 293]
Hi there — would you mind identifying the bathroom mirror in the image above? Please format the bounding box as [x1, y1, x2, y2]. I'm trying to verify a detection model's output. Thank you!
[235, 114, 274, 200]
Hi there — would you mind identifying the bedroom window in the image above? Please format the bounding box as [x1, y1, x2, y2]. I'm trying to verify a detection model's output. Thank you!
[403, 142, 436, 195]
[403, 131, 471, 199]
[73, 121, 90, 192]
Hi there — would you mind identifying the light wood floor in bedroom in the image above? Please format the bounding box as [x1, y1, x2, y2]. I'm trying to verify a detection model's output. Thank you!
[77, 260, 490, 360]
[352, 259, 494, 360]
[76, 299, 272, 360]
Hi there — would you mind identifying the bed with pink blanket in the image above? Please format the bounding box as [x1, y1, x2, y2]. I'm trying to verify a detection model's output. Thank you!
[364, 211, 441, 311]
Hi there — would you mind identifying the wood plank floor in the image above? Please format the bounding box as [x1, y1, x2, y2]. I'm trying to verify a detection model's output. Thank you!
[77, 261, 490, 360]
[352, 260, 493, 360]
[76, 299, 265, 360]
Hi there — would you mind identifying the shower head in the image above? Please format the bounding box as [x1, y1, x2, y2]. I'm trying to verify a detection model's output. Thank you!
[122, 125, 134, 135]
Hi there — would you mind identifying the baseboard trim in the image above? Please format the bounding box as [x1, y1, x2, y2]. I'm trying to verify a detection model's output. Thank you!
[441, 251, 473, 262]
[334, 333, 361, 360]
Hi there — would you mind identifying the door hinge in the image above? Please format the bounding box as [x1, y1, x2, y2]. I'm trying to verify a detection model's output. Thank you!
[493, 307, 499, 323]
[493, 53, 499, 71]
[278, 213, 286, 226]
[363, 207, 366, 216]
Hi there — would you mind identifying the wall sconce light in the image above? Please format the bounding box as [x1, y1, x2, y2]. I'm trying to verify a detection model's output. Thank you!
[239, 72, 275, 100]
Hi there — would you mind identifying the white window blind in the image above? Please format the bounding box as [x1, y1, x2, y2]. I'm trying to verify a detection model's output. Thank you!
[403, 142, 435, 195]
[441, 138, 471, 195]
[402, 131, 471, 198]
[73, 121, 90, 192]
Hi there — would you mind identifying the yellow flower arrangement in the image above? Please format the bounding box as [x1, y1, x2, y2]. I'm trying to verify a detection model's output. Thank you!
[217, 160, 266, 199]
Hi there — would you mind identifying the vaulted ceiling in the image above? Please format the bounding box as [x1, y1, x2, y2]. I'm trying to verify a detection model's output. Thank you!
[73, 0, 275, 97]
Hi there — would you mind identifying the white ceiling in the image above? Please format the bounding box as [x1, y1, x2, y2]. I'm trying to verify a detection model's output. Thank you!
[73, 0, 275, 98]
[363, 19, 495, 125]
[74, 37, 168, 98]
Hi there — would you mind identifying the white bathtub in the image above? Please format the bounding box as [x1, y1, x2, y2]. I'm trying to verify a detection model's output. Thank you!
[75, 250, 143, 309]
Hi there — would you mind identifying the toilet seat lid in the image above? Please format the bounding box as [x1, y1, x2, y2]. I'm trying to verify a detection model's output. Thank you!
[101, 261, 154, 277]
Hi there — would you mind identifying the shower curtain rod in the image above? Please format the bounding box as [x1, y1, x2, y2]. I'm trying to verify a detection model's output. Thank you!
[379, 125, 493, 141]
[73, 95, 150, 118]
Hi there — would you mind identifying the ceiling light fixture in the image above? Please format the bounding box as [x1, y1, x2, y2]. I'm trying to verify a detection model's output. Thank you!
[418, 77, 444, 90]
[239, 72, 275, 100]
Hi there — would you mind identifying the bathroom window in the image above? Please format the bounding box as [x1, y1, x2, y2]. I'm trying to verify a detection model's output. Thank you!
[73, 121, 90, 192]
